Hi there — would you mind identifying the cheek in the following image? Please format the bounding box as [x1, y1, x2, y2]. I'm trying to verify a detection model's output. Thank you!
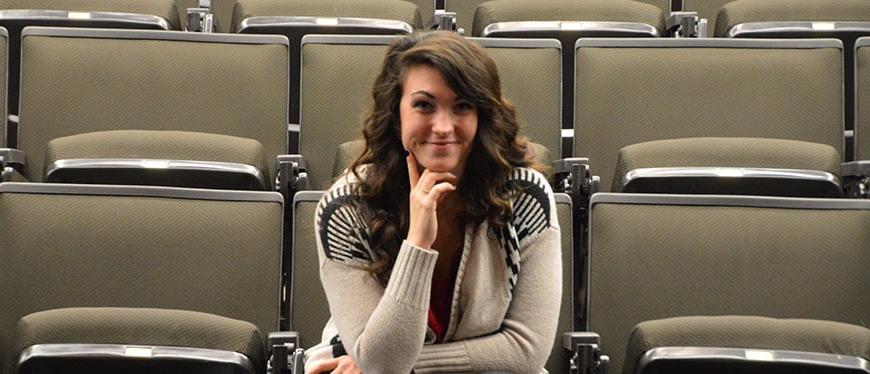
[398, 101, 412, 149]
[462, 116, 479, 141]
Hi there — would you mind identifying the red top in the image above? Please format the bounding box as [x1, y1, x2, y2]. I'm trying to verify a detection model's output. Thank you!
[428, 254, 462, 343]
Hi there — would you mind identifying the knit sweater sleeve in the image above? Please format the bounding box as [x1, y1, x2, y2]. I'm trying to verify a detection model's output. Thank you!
[414, 168, 562, 373]
[315, 181, 437, 374]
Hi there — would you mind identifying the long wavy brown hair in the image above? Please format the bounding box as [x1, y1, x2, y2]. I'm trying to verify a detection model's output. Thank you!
[349, 31, 539, 282]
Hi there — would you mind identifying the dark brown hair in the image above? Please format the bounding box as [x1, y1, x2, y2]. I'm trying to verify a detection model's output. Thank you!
[349, 31, 539, 282]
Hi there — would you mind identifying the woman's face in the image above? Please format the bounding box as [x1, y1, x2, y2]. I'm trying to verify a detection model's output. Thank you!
[399, 64, 478, 177]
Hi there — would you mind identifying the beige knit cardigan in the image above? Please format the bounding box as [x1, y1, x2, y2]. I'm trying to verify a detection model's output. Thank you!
[313, 167, 561, 373]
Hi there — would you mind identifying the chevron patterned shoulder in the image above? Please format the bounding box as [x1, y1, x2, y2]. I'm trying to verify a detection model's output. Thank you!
[315, 183, 374, 264]
[508, 167, 555, 244]
[495, 168, 556, 297]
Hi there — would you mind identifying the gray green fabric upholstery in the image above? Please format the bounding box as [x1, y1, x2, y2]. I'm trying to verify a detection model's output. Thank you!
[231, 0, 423, 32]
[633, 0, 670, 15]
[292, 196, 330, 349]
[588, 195, 870, 374]
[0, 184, 284, 373]
[623, 316, 870, 374]
[715, 0, 870, 37]
[18, 31, 288, 183]
[612, 137, 842, 191]
[472, 0, 665, 36]
[483, 43, 562, 156]
[682, 0, 733, 36]
[176, 0, 235, 32]
[546, 194, 573, 374]
[300, 42, 385, 189]
[45, 130, 270, 186]
[574, 42, 843, 191]
[406, 0, 434, 29]
[0, 0, 181, 29]
[16, 307, 266, 371]
[858, 43, 870, 159]
[332, 139, 553, 181]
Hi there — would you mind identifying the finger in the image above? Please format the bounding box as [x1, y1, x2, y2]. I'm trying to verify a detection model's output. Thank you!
[425, 182, 456, 203]
[406, 151, 420, 189]
[416, 170, 457, 194]
[305, 358, 339, 374]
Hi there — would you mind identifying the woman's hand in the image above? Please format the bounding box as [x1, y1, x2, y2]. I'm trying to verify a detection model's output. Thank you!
[305, 355, 362, 374]
[405, 151, 456, 249]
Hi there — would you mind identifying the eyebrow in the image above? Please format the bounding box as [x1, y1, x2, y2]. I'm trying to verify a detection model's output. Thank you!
[410, 90, 435, 99]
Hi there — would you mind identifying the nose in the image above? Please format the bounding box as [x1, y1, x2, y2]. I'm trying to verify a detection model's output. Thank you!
[431, 109, 454, 136]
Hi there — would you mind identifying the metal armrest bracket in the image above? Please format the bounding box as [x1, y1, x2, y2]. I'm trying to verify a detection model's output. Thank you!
[554, 158, 599, 208]
[0, 148, 25, 182]
[276, 155, 309, 203]
[564, 332, 609, 374]
[433, 10, 459, 33]
[187, 0, 216, 32]
[666, 11, 707, 37]
[841, 161, 870, 198]
[268, 331, 303, 374]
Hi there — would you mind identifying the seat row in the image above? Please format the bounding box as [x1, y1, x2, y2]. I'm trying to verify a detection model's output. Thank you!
[5, 29, 870, 203]
[1, 0, 870, 147]
[0, 180, 867, 374]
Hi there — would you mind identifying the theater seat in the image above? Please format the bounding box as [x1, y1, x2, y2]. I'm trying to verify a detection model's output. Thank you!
[473, 0, 663, 149]
[613, 137, 843, 197]
[0, 0, 180, 149]
[14, 27, 288, 190]
[716, 0, 870, 158]
[624, 316, 870, 374]
[16, 308, 266, 374]
[565, 193, 870, 374]
[572, 38, 844, 193]
[233, 0, 420, 144]
[0, 182, 284, 373]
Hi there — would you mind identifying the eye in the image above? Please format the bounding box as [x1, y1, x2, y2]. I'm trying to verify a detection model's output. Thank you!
[454, 101, 474, 114]
[412, 100, 434, 112]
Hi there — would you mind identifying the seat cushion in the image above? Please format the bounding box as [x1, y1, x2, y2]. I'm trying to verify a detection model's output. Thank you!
[16, 307, 266, 372]
[623, 316, 870, 374]
[472, 0, 664, 36]
[612, 137, 841, 191]
[716, 0, 870, 36]
[231, 0, 423, 32]
[0, 0, 181, 29]
[45, 130, 270, 188]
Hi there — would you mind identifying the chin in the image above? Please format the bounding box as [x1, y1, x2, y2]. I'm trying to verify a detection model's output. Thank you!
[421, 162, 458, 173]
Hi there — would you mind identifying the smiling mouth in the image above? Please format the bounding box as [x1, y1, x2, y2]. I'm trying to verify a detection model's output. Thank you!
[424, 141, 459, 146]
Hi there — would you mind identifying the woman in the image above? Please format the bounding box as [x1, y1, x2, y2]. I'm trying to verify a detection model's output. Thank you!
[307, 31, 561, 374]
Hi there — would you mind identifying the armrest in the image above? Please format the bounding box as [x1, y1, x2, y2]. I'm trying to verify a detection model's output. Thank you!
[1, 166, 28, 182]
[268, 331, 303, 374]
[0, 148, 26, 167]
[563, 332, 609, 374]
[841, 161, 870, 198]
[665, 11, 707, 37]
[276, 155, 309, 199]
[186, 0, 216, 32]
[840, 161, 870, 177]
[553, 157, 599, 204]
